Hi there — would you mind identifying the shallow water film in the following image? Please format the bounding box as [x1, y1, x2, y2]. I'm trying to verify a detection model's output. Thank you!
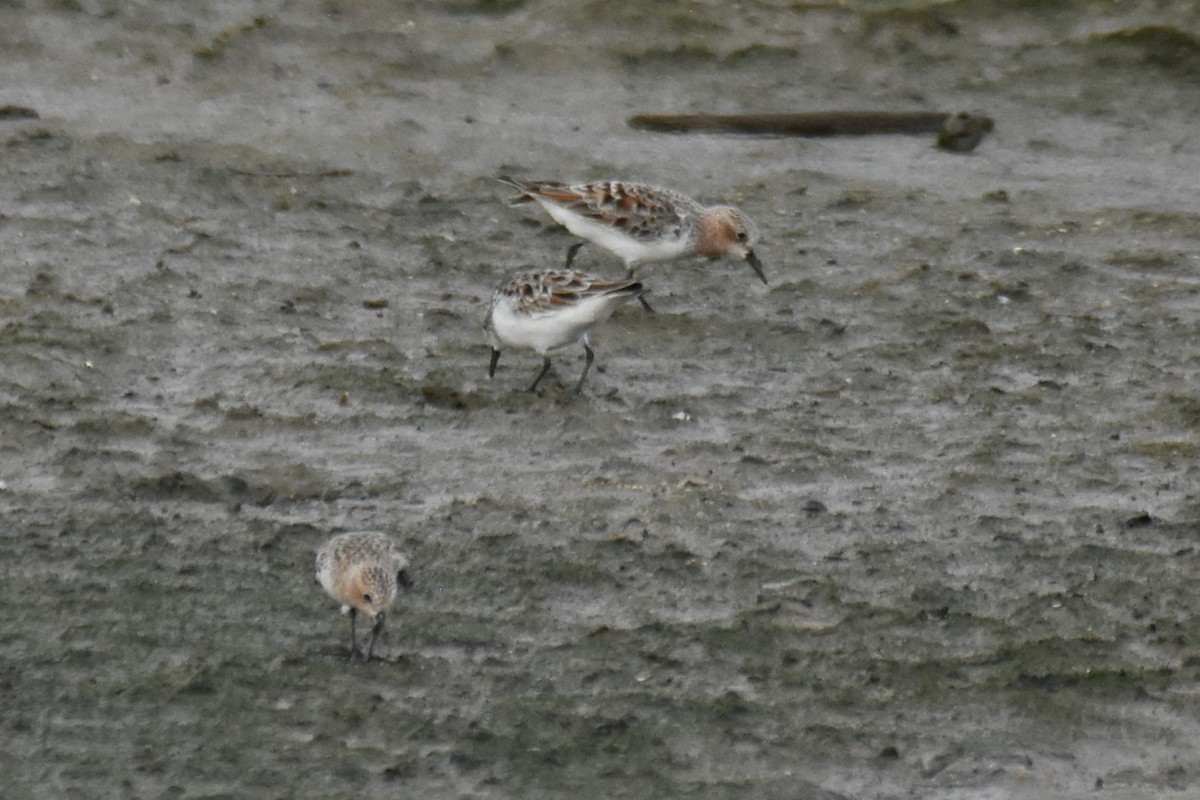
[2, 1, 1200, 798]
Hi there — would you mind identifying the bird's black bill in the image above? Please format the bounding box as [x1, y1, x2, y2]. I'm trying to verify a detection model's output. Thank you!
[745, 250, 767, 284]
[348, 607, 362, 661]
[397, 569, 413, 590]
[364, 611, 385, 662]
[488, 347, 500, 378]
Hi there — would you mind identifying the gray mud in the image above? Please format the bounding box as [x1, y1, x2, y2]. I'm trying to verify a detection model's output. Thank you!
[2, 2, 1200, 799]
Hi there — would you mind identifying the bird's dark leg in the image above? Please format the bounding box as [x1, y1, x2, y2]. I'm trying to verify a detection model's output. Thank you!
[488, 347, 500, 378]
[348, 607, 362, 661]
[564, 241, 585, 269]
[625, 264, 655, 312]
[574, 344, 596, 394]
[528, 356, 553, 392]
[364, 611, 385, 662]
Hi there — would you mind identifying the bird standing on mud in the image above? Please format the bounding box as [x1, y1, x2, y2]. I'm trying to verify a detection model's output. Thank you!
[316, 532, 412, 662]
[497, 176, 767, 287]
[484, 269, 644, 393]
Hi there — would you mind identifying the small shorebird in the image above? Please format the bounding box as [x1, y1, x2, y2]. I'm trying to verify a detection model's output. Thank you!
[315, 531, 412, 662]
[496, 176, 767, 285]
[484, 269, 643, 393]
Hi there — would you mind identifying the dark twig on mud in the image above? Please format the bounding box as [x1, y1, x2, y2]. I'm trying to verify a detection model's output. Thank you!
[627, 111, 994, 152]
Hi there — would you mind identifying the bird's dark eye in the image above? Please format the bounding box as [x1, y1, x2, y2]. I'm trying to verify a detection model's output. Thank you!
[363, 593, 373, 604]
[736, 231, 748, 242]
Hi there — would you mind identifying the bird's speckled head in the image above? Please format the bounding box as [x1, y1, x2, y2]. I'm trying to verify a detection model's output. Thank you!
[346, 564, 397, 617]
[697, 206, 766, 283]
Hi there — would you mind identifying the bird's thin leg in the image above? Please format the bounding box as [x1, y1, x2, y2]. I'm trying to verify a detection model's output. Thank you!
[528, 356, 553, 392]
[364, 611, 385, 662]
[625, 264, 655, 312]
[564, 241, 585, 269]
[574, 344, 595, 394]
[348, 607, 362, 661]
[488, 347, 500, 378]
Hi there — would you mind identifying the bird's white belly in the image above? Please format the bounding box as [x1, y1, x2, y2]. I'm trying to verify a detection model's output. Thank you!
[542, 203, 689, 265]
[490, 296, 621, 354]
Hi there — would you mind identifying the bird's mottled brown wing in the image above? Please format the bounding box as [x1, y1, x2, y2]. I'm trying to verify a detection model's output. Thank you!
[499, 270, 643, 316]
[502, 178, 698, 243]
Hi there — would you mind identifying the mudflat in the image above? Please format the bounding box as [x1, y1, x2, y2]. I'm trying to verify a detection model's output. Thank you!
[2, 2, 1199, 798]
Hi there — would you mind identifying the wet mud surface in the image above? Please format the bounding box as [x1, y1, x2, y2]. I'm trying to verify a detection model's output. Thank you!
[2, 1, 1200, 798]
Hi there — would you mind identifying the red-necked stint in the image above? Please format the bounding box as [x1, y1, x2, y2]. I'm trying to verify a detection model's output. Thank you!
[316, 532, 412, 662]
[497, 176, 766, 284]
[484, 269, 644, 393]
